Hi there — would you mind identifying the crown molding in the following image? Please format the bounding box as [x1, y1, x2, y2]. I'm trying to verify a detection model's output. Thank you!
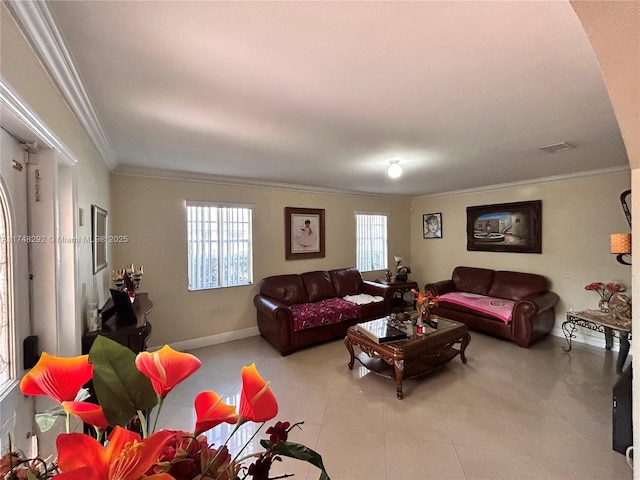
[6, 0, 117, 169]
[412, 165, 631, 200]
[1, 76, 78, 166]
[113, 164, 409, 200]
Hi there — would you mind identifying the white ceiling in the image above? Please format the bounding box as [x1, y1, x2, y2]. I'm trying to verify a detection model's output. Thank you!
[27, 1, 631, 196]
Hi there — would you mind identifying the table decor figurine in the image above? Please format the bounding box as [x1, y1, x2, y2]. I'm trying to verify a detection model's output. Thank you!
[6, 337, 330, 480]
[384, 269, 393, 282]
[584, 281, 624, 313]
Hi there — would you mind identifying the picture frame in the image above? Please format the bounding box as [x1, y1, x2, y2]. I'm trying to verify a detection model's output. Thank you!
[92, 205, 108, 273]
[466, 200, 542, 253]
[423, 212, 442, 239]
[285, 207, 325, 260]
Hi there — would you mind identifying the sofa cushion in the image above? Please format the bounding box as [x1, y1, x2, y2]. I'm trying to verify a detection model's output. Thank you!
[452, 266, 495, 296]
[330, 267, 364, 297]
[301, 271, 337, 302]
[488, 271, 548, 301]
[260, 274, 308, 306]
[290, 298, 361, 332]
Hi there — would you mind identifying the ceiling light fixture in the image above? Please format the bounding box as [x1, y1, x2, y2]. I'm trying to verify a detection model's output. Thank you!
[387, 161, 402, 178]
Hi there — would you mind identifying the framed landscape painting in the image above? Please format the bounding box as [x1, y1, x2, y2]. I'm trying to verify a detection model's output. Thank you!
[466, 200, 542, 253]
[285, 207, 325, 260]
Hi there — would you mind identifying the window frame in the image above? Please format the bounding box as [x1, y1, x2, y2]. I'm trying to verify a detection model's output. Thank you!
[355, 212, 389, 273]
[0, 186, 16, 396]
[186, 201, 254, 291]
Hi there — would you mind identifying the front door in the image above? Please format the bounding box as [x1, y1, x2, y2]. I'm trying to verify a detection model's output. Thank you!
[0, 128, 36, 456]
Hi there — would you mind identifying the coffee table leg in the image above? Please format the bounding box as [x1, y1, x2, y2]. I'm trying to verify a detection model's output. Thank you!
[459, 333, 471, 364]
[394, 360, 405, 399]
[344, 337, 355, 370]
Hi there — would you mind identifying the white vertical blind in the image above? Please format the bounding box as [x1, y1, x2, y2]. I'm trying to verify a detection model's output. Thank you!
[356, 214, 388, 272]
[187, 202, 253, 290]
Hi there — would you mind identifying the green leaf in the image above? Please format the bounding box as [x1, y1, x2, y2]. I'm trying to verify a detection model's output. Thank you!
[89, 336, 157, 427]
[269, 441, 330, 480]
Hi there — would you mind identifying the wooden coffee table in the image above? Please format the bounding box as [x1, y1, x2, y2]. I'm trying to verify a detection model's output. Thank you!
[344, 316, 470, 399]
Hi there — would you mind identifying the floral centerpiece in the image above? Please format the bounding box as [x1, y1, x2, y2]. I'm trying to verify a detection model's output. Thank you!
[393, 256, 411, 282]
[411, 288, 439, 323]
[2, 336, 329, 480]
[585, 282, 625, 312]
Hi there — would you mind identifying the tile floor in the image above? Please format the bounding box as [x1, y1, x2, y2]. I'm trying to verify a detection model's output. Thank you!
[157, 332, 633, 480]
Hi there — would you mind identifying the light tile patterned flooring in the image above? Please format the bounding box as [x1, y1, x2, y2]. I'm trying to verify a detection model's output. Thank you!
[157, 332, 632, 479]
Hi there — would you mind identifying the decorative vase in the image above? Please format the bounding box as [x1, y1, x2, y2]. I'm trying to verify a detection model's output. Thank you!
[396, 274, 408, 282]
[418, 304, 430, 322]
[599, 298, 610, 313]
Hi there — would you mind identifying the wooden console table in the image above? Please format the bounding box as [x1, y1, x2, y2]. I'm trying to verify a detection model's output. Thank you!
[375, 279, 418, 312]
[82, 292, 153, 354]
[563, 310, 632, 374]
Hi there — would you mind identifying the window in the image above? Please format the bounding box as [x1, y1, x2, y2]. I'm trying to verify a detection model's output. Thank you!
[356, 213, 388, 272]
[0, 188, 13, 392]
[187, 202, 253, 290]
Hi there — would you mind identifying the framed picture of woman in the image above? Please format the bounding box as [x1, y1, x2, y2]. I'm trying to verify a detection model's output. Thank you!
[285, 207, 325, 260]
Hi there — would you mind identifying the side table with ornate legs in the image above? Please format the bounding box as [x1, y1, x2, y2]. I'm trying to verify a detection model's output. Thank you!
[563, 310, 632, 374]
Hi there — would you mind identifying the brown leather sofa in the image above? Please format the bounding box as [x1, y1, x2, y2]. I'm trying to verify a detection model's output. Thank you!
[425, 266, 559, 347]
[254, 267, 392, 355]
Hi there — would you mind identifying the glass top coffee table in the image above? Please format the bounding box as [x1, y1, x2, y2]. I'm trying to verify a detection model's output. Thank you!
[344, 316, 470, 399]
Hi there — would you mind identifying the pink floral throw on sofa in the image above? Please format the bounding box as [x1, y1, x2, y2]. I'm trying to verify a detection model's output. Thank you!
[439, 292, 515, 324]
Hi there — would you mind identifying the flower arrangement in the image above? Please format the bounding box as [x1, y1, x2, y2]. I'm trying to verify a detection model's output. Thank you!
[2, 336, 329, 480]
[393, 256, 411, 280]
[584, 282, 624, 301]
[411, 288, 440, 311]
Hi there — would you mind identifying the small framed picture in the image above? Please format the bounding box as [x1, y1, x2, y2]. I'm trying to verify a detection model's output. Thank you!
[423, 213, 442, 239]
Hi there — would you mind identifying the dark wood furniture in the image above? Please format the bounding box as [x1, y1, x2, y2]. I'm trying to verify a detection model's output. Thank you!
[344, 316, 470, 399]
[374, 279, 418, 312]
[82, 292, 153, 354]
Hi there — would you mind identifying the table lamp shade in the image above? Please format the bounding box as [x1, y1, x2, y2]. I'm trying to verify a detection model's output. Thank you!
[611, 233, 631, 254]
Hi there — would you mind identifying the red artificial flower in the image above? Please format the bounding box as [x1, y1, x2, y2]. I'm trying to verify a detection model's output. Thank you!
[266, 421, 291, 444]
[193, 391, 238, 435]
[20, 352, 92, 404]
[585, 282, 605, 291]
[607, 283, 623, 293]
[55, 426, 174, 480]
[238, 363, 278, 423]
[62, 401, 109, 431]
[135, 345, 202, 398]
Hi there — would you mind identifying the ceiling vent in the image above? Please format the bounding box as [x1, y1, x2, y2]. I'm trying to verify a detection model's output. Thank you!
[539, 142, 574, 153]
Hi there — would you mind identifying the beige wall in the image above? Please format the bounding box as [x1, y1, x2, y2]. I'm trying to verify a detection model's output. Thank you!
[410, 170, 631, 344]
[1, 3, 111, 310]
[110, 174, 410, 347]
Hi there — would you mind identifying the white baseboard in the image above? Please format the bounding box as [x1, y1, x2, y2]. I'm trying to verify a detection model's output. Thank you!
[148, 327, 260, 352]
[550, 327, 621, 352]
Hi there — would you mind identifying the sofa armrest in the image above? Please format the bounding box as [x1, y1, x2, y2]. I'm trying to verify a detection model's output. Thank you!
[515, 291, 560, 316]
[254, 294, 289, 317]
[362, 281, 394, 310]
[425, 280, 456, 296]
[511, 291, 559, 347]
